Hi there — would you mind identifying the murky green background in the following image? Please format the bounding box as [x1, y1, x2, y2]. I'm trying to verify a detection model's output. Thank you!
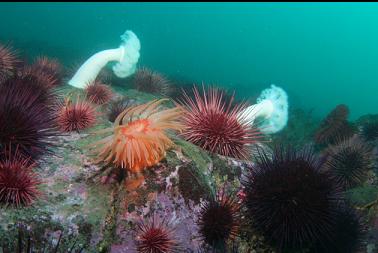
[1, 2, 377, 119]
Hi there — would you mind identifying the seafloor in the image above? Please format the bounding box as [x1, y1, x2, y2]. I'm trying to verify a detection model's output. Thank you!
[0, 57, 378, 253]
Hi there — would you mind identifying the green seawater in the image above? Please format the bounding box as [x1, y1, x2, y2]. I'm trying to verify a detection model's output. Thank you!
[1, 2, 377, 119]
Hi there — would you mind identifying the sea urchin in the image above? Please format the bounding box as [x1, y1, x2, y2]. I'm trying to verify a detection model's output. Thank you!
[57, 98, 97, 132]
[0, 43, 19, 83]
[85, 80, 113, 105]
[135, 217, 181, 253]
[0, 148, 41, 207]
[242, 146, 340, 252]
[197, 192, 241, 250]
[133, 67, 173, 97]
[0, 77, 58, 162]
[177, 86, 263, 159]
[323, 137, 375, 190]
[107, 96, 134, 123]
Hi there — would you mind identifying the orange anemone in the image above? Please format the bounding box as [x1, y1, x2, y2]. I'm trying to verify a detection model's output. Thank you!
[91, 99, 183, 174]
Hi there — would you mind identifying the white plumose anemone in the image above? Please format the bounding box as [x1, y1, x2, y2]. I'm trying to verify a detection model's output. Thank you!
[68, 30, 141, 89]
[239, 85, 288, 134]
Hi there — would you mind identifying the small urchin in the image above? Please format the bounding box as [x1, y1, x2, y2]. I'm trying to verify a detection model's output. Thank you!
[135, 216, 181, 253]
[31, 56, 63, 87]
[197, 191, 241, 250]
[177, 85, 263, 159]
[133, 67, 173, 97]
[242, 145, 341, 252]
[323, 136, 375, 190]
[57, 98, 97, 132]
[85, 80, 113, 105]
[0, 43, 19, 83]
[107, 96, 134, 123]
[361, 120, 378, 142]
[0, 147, 41, 207]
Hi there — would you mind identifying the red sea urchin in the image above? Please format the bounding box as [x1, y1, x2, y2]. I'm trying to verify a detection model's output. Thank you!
[0, 43, 19, 83]
[135, 217, 181, 253]
[85, 81, 113, 105]
[0, 148, 41, 207]
[57, 98, 97, 132]
[177, 86, 263, 159]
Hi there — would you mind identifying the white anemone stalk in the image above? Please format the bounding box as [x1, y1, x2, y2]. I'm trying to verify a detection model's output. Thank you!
[68, 30, 141, 89]
[239, 85, 289, 134]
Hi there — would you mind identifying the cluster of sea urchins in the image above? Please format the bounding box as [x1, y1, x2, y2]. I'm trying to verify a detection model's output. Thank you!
[0, 42, 63, 207]
[177, 86, 263, 160]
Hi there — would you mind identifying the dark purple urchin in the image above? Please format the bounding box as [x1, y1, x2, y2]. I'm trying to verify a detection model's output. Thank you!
[0, 148, 41, 207]
[0, 43, 20, 83]
[0, 78, 58, 162]
[197, 193, 241, 251]
[315, 104, 356, 146]
[177, 86, 264, 160]
[361, 120, 378, 142]
[310, 205, 365, 253]
[133, 67, 173, 97]
[135, 217, 181, 253]
[107, 96, 134, 123]
[242, 146, 341, 252]
[323, 137, 375, 190]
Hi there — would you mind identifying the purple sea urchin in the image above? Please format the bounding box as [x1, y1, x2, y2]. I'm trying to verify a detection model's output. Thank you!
[0, 77, 58, 162]
[107, 96, 134, 123]
[323, 137, 375, 190]
[242, 146, 340, 252]
[197, 192, 241, 250]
